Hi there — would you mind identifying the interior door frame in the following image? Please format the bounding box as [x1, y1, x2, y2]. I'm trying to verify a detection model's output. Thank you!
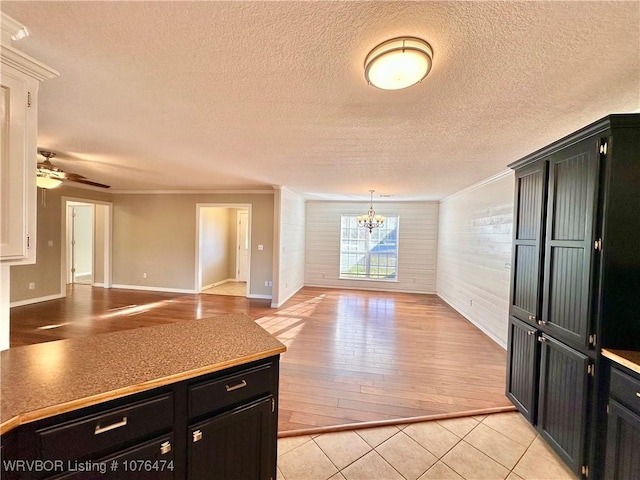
[236, 209, 249, 282]
[195, 203, 251, 296]
[67, 202, 95, 285]
[60, 196, 113, 297]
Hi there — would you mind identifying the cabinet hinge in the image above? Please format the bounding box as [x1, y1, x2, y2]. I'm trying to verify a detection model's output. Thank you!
[271, 398, 275, 413]
[27, 91, 32, 107]
[581, 465, 589, 477]
[587, 364, 595, 377]
[599, 141, 608, 156]
[594, 238, 602, 251]
[26, 234, 30, 250]
[589, 334, 597, 347]
[607, 403, 610, 414]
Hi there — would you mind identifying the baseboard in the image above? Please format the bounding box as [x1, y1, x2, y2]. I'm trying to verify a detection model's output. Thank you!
[271, 285, 304, 308]
[437, 292, 507, 350]
[111, 284, 197, 294]
[248, 294, 272, 300]
[10, 293, 65, 308]
[304, 283, 436, 295]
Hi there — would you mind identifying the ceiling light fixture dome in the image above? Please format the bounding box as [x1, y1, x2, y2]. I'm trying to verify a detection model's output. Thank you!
[36, 171, 62, 189]
[364, 37, 433, 90]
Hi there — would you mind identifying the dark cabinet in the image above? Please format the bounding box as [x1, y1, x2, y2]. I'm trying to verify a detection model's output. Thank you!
[506, 317, 539, 422]
[537, 335, 589, 473]
[188, 398, 273, 480]
[0, 356, 280, 480]
[507, 114, 640, 479]
[605, 366, 640, 480]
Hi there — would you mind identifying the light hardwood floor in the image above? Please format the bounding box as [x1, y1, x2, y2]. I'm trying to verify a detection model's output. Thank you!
[10, 286, 513, 433]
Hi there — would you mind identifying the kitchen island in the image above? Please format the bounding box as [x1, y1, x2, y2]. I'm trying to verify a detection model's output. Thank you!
[1, 313, 286, 479]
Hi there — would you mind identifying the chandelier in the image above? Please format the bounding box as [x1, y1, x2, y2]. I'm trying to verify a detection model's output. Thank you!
[358, 190, 385, 233]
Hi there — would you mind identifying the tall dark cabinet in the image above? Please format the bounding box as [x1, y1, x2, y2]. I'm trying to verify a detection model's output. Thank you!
[506, 114, 640, 479]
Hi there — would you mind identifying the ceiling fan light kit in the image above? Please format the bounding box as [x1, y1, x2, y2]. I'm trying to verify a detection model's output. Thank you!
[364, 37, 433, 90]
[36, 150, 110, 189]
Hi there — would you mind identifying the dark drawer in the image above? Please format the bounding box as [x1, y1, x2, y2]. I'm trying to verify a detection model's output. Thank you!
[38, 393, 173, 461]
[52, 433, 175, 480]
[189, 364, 272, 418]
[610, 367, 640, 414]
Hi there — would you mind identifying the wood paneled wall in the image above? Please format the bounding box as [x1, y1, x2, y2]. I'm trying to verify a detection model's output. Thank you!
[305, 201, 438, 293]
[436, 171, 514, 348]
[273, 187, 306, 307]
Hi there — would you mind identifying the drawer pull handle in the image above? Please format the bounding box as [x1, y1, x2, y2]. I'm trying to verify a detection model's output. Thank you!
[160, 441, 172, 455]
[636, 392, 640, 398]
[94, 417, 128, 435]
[193, 430, 203, 442]
[226, 379, 247, 392]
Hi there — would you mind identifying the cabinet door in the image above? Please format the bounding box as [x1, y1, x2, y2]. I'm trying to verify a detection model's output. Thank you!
[510, 161, 548, 324]
[542, 137, 600, 348]
[53, 434, 174, 480]
[506, 317, 539, 422]
[0, 65, 37, 263]
[537, 335, 589, 474]
[605, 399, 640, 480]
[188, 397, 274, 480]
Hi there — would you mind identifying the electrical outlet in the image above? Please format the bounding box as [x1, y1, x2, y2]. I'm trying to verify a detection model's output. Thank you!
[269, 281, 273, 287]
[143, 273, 147, 279]
[28, 282, 36, 290]
[48, 240, 54, 247]
[264, 281, 268, 287]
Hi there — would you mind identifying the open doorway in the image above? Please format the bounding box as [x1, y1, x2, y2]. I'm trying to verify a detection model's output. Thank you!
[67, 203, 94, 284]
[195, 204, 251, 297]
[61, 197, 112, 293]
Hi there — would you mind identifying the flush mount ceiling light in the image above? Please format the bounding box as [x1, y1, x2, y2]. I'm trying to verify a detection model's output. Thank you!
[364, 37, 433, 90]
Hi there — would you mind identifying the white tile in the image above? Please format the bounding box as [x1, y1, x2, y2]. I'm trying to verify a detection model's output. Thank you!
[355, 425, 400, 448]
[512, 437, 578, 480]
[278, 439, 338, 480]
[404, 420, 461, 458]
[418, 461, 464, 480]
[441, 441, 510, 479]
[482, 412, 537, 448]
[376, 431, 437, 480]
[464, 423, 527, 469]
[341, 451, 404, 480]
[437, 416, 479, 438]
[314, 430, 372, 470]
[278, 435, 313, 456]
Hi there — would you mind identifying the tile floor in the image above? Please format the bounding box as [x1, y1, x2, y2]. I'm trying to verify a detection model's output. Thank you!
[277, 412, 578, 480]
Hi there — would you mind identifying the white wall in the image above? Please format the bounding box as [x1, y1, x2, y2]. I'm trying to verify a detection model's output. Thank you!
[305, 201, 438, 293]
[272, 187, 306, 307]
[436, 171, 514, 348]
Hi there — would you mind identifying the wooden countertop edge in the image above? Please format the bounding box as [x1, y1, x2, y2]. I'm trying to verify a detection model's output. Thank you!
[602, 349, 640, 375]
[0, 345, 286, 436]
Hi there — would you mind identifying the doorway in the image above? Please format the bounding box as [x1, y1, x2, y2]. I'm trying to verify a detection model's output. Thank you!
[61, 197, 112, 293]
[195, 204, 251, 296]
[67, 203, 93, 284]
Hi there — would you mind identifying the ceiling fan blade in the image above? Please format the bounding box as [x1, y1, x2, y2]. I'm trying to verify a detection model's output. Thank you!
[69, 178, 111, 189]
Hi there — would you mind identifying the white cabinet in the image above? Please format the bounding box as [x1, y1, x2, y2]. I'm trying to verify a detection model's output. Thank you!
[0, 13, 58, 264]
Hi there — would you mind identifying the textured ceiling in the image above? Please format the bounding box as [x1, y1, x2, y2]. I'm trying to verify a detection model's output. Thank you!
[2, 1, 639, 200]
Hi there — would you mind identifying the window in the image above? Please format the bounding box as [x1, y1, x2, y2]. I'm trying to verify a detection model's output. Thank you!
[340, 215, 399, 280]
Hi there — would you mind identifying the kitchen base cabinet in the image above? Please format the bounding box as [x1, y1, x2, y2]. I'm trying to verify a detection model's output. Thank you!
[1, 356, 280, 480]
[605, 364, 640, 480]
[188, 397, 274, 480]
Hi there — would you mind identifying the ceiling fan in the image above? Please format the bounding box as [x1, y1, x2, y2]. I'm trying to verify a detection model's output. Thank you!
[37, 150, 110, 189]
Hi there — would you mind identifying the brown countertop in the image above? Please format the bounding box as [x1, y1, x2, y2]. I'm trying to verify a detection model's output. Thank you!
[0, 314, 286, 434]
[602, 349, 640, 375]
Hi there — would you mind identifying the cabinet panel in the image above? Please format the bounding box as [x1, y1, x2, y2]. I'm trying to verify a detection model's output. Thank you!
[506, 317, 538, 422]
[538, 335, 589, 473]
[605, 399, 640, 480]
[510, 161, 547, 323]
[188, 397, 273, 480]
[53, 434, 174, 480]
[543, 138, 599, 347]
